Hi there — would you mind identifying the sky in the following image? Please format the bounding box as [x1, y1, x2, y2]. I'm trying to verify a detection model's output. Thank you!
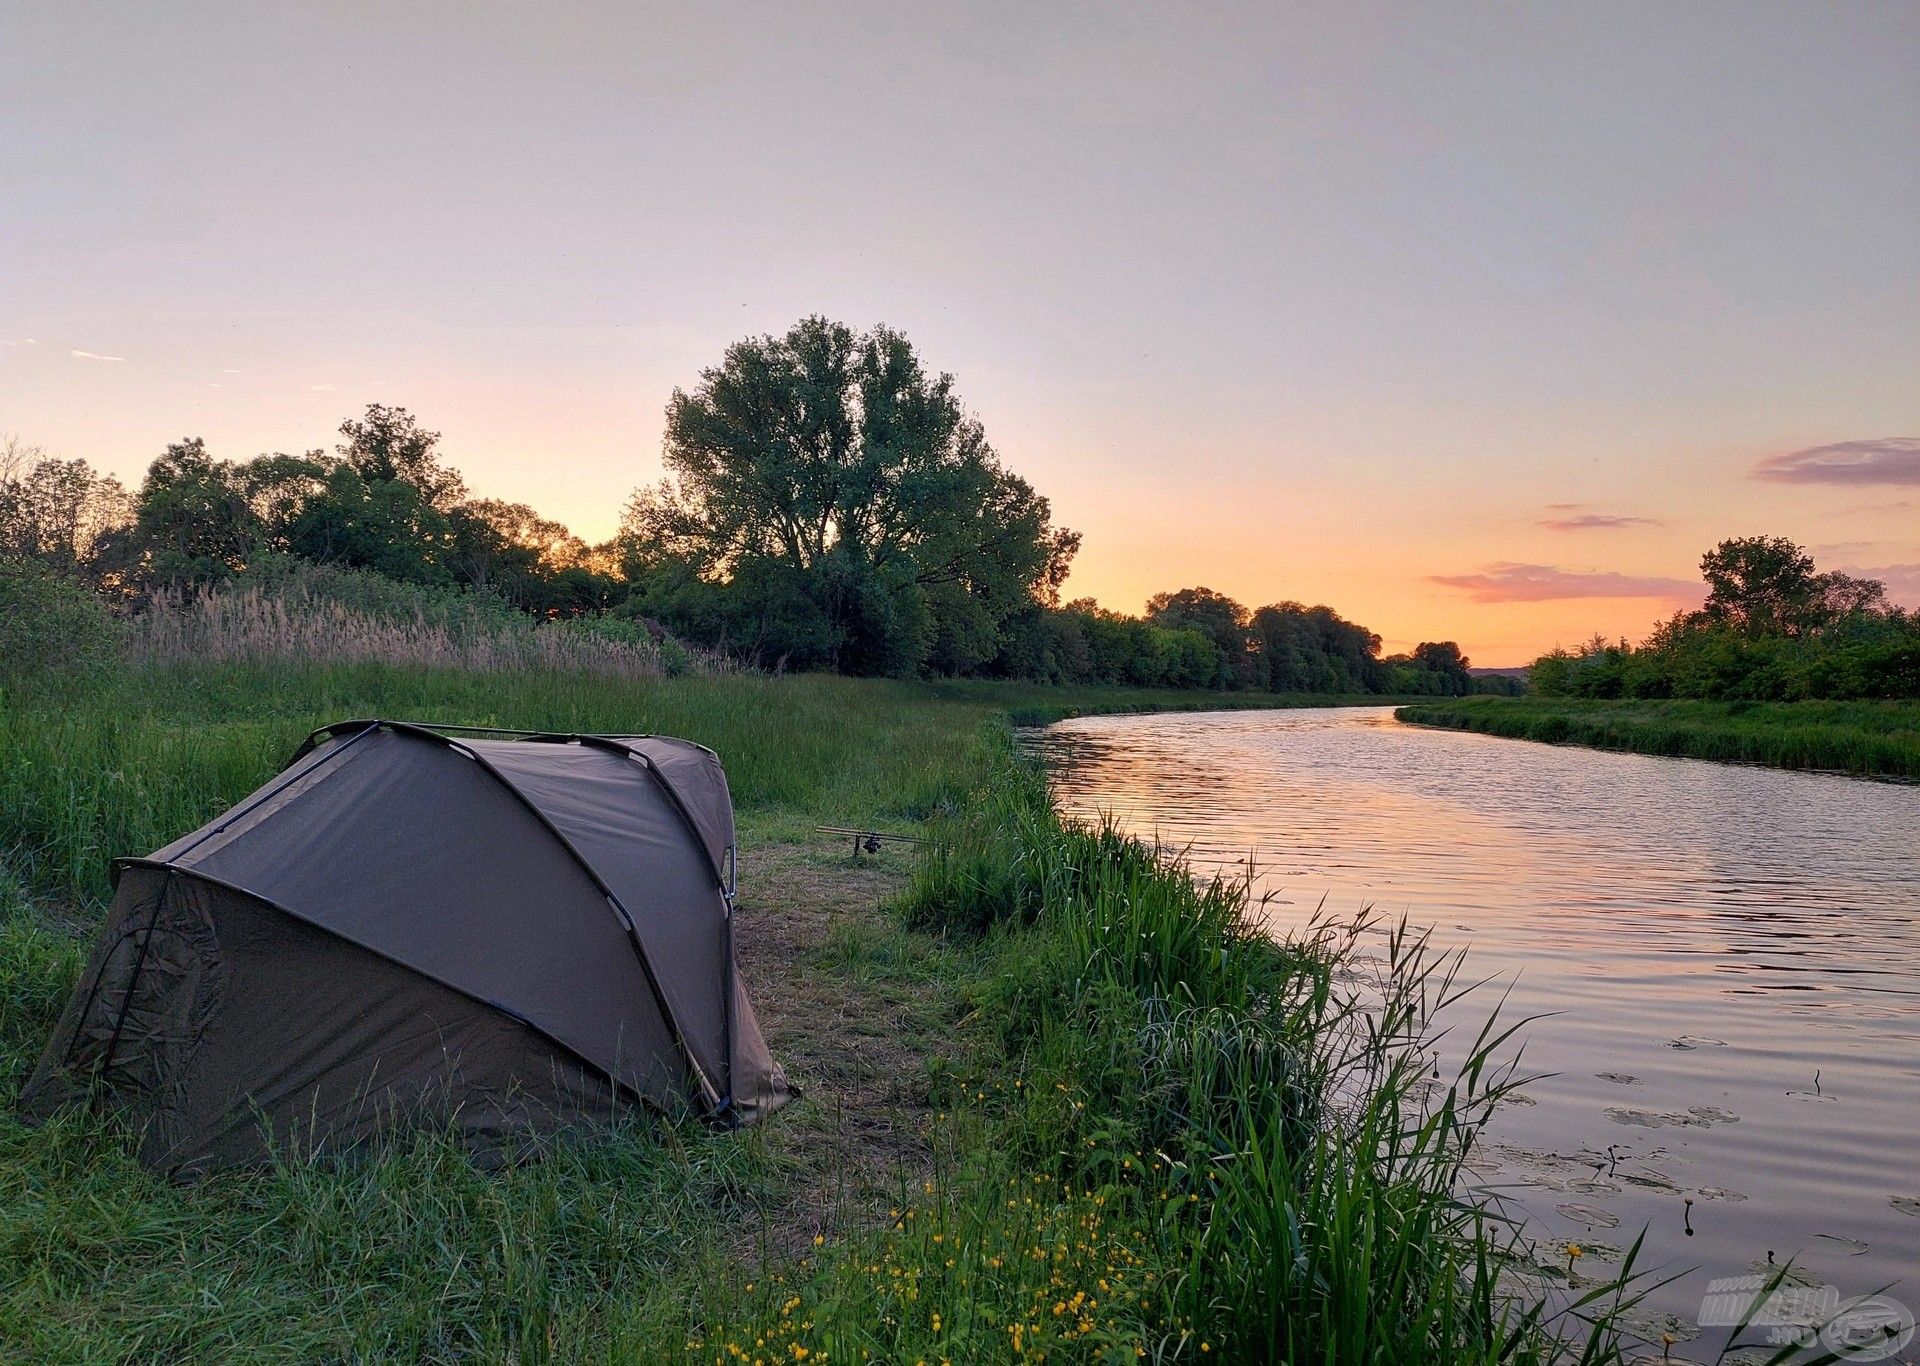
[3, 2, 1916, 665]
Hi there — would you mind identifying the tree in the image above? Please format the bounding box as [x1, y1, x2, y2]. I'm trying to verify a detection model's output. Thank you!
[239, 452, 331, 552]
[624, 317, 1078, 674]
[285, 407, 465, 585]
[122, 438, 263, 586]
[1412, 640, 1473, 693]
[1250, 601, 1386, 693]
[336, 405, 466, 509]
[1700, 535, 1818, 636]
[1808, 570, 1887, 626]
[446, 498, 621, 617]
[1385, 641, 1474, 695]
[0, 438, 134, 581]
[1145, 587, 1254, 687]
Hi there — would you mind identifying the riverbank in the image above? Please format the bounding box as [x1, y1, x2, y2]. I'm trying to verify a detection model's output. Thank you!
[1, 664, 1638, 1360]
[1396, 695, 1920, 780]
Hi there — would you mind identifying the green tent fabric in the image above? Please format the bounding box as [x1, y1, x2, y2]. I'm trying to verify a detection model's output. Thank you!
[19, 720, 793, 1179]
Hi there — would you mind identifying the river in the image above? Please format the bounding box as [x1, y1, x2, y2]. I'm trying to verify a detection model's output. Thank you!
[1029, 705, 1920, 1360]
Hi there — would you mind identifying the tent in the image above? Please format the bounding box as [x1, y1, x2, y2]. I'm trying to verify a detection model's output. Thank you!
[19, 719, 793, 1178]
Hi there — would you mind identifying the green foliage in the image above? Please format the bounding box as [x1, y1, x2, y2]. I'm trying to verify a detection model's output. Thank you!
[0, 560, 121, 686]
[0, 440, 132, 584]
[0, 657, 1640, 1359]
[1399, 696, 1920, 778]
[1699, 534, 1819, 634]
[1532, 537, 1919, 702]
[1146, 586, 1252, 687]
[8, 361, 1446, 695]
[1253, 600, 1388, 692]
[622, 316, 1080, 677]
[117, 437, 263, 586]
[879, 754, 1642, 1363]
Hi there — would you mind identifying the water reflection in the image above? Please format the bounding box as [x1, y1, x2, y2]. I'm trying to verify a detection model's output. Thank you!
[1031, 707, 1920, 1359]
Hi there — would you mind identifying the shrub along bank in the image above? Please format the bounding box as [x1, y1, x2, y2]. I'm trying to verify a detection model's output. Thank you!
[0, 662, 1647, 1360]
[1396, 695, 1920, 780]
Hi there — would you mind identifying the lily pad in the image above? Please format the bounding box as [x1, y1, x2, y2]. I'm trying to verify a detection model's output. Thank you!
[1686, 1106, 1740, 1125]
[1555, 1202, 1621, 1229]
[1619, 1168, 1679, 1192]
[1747, 1259, 1822, 1288]
[1620, 1310, 1698, 1345]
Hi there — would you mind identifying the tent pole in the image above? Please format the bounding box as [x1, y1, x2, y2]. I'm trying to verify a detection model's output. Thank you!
[721, 844, 737, 1119]
[92, 871, 170, 1107]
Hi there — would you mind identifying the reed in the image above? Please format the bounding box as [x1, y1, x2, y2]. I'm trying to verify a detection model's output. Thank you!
[127, 579, 717, 680]
[866, 766, 1651, 1363]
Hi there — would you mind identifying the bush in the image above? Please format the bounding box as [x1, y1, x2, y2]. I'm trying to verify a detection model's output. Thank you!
[0, 560, 120, 686]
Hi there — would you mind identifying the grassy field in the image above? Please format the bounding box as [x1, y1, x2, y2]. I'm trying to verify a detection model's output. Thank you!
[0, 662, 1673, 1361]
[1396, 695, 1920, 780]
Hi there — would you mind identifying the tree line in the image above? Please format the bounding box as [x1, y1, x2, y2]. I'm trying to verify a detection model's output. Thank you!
[1, 316, 1491, 696]
[1529, 535, 1919, 700]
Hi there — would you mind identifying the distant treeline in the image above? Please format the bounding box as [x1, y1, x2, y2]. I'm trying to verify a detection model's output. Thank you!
[0, 317, 1493, 696]
[1529, 536, 1919, 701]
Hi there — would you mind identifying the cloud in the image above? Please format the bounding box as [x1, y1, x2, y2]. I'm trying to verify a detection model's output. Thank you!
[71, 348, 125, 362]
[1842, 563, 1920, 608]
[2, 338, 37, 347]
[221, 368, 242, 374]
[1752, 437, 1920, 487]
[1539, 512, 1661, 531]
[308, 383, 340, 391]
[1430, 562, 1700, 603]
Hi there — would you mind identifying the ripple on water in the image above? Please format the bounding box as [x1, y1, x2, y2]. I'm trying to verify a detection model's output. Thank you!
[1031, 706, 1920, 1356]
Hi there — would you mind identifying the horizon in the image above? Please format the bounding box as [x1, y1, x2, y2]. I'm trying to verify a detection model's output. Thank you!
[5, 4, 1917, 666]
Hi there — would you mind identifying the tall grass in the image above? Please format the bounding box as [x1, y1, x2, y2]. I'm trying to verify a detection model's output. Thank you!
[0, 664, 1013, 906]
[1398, 695, 1920, 779]
[0, 654, 1661, 1360]
[128, 565, 718, 680]
[819, 764, 1652, 1363]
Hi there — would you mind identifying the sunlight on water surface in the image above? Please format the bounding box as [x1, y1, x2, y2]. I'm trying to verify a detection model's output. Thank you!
[1031, 706, 1920, 1359]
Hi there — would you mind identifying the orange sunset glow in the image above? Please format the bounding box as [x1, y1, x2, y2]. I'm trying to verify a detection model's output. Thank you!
[5, 5, 1916, 665]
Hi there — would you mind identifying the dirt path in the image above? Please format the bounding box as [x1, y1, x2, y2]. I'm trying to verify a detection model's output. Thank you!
[729, 840, 966, 1259]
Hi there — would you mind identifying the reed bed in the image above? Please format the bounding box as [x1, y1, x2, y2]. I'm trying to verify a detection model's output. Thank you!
[1398, 696, 1920, 780]
[127, 580, 717, 680]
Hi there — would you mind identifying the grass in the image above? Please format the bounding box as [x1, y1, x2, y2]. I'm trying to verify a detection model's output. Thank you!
[0, 658, 1666, 1361]
[1396, 695, 1920, 780]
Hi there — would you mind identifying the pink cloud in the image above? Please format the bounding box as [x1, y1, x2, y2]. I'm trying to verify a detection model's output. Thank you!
[1752, 438, 1920, 487]
[1430, 562, 1701, 604]
[1538, 511, 1661, 531]
[1841, 563, 1920, 609]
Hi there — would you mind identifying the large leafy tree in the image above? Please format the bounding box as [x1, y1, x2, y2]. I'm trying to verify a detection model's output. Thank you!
[286, 407, 467, 585]
[1252, 601, 1386, 693]
[0, 438, 133, 581]
[1146, 586, 1254, 687]
[447, 498, 618, 615]
[122, 438, 262, 585]
[1699, 535, 1818, 635]
[624, 317, 1078, 673]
